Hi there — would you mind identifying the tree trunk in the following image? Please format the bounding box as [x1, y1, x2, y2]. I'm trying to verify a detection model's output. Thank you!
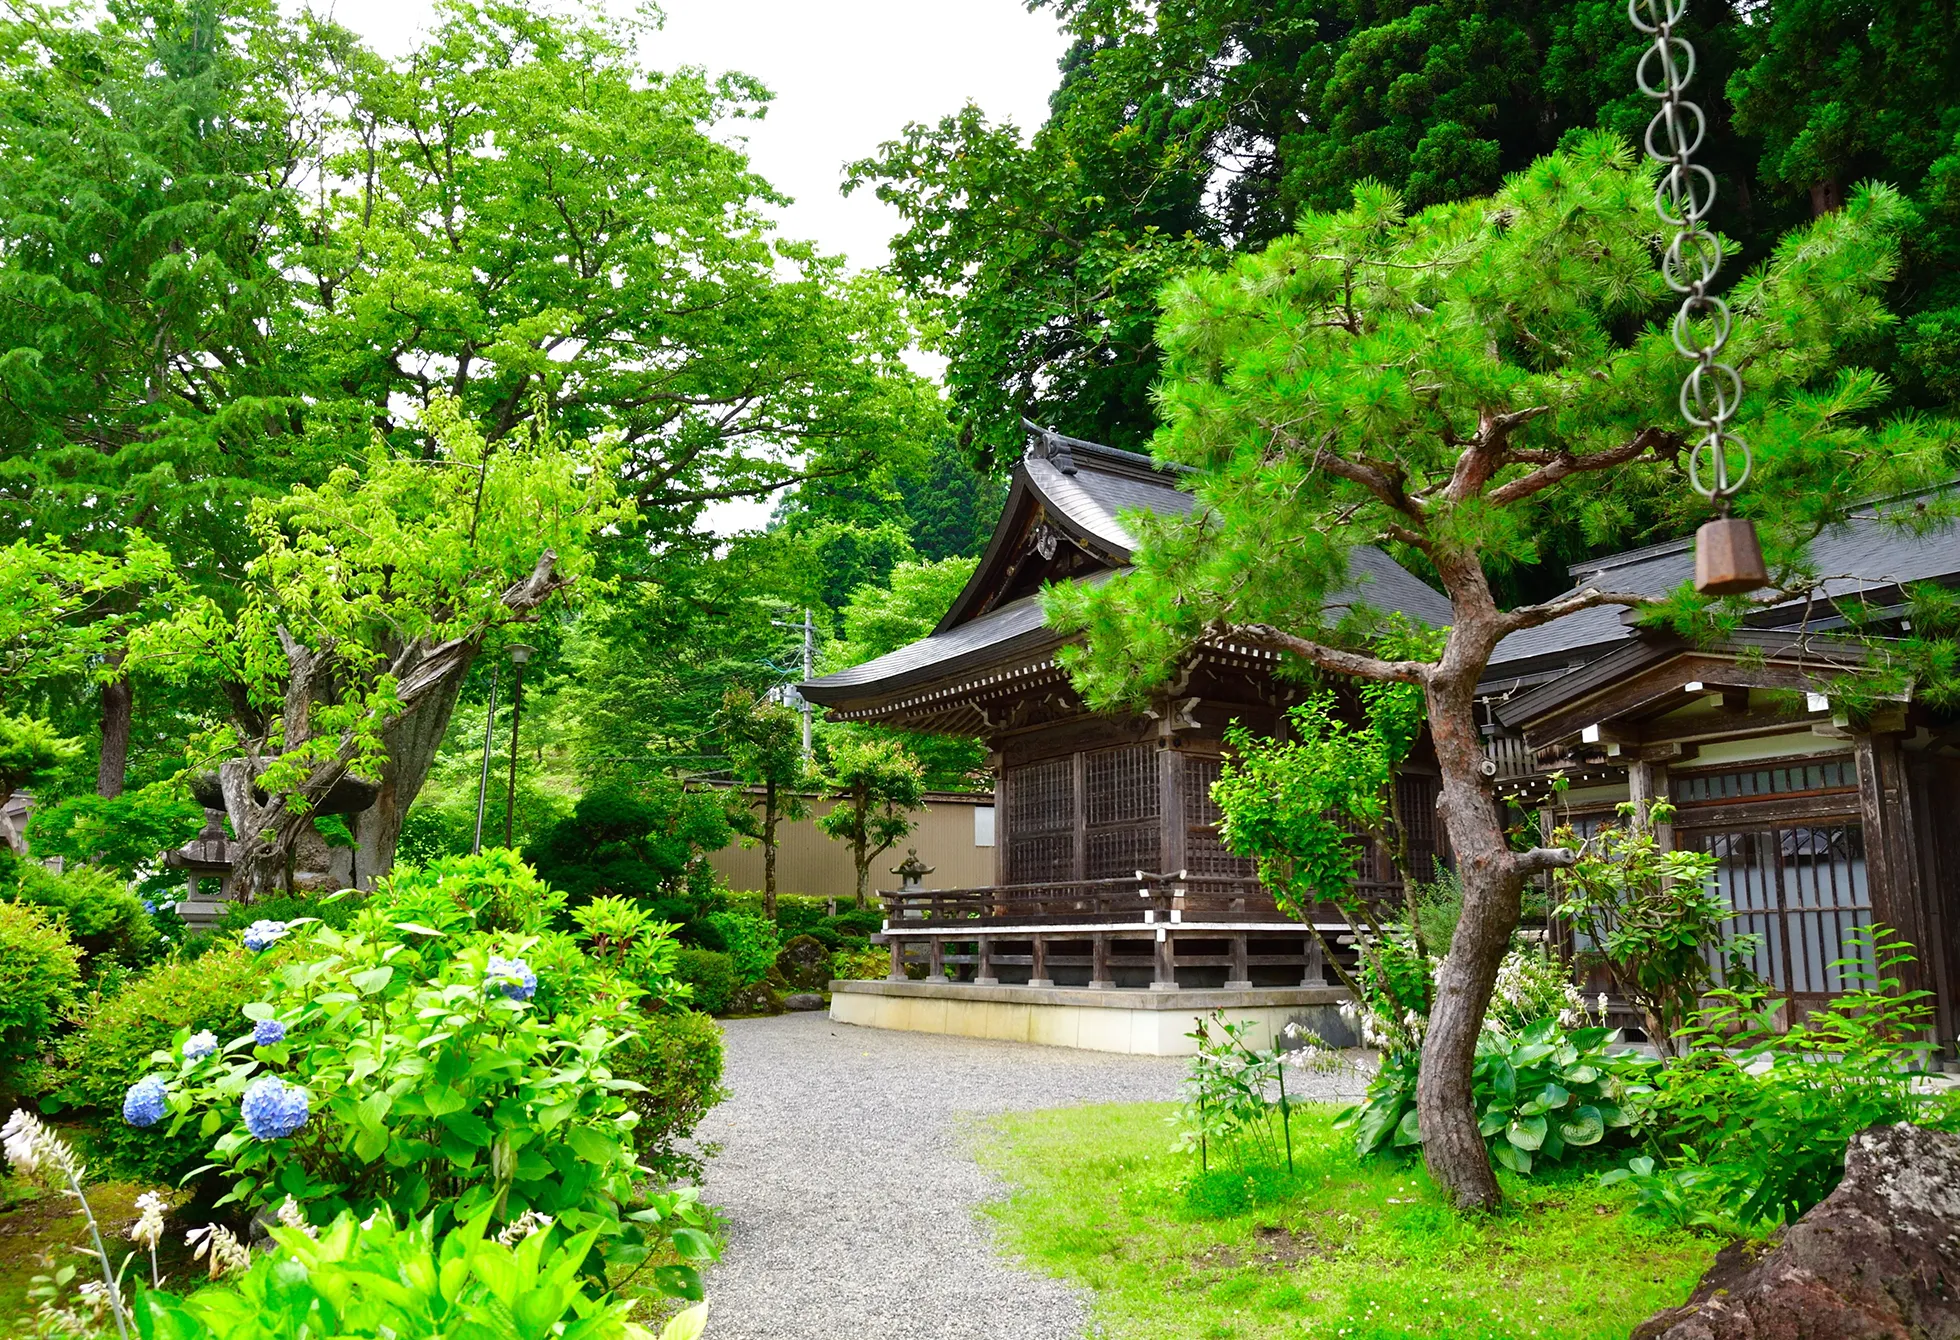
[96, 671, 132, 799]
[217, 758, 314, 902]
[853, 831, 870, 907]
[1415, 662, 1531, 1211]
[350, 655, 472, 886]
[762, 780, 779, 919]
[1810, 176, 1843, 217]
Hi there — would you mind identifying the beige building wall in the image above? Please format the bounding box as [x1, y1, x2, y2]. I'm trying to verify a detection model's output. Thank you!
[706, 791, 997, 899]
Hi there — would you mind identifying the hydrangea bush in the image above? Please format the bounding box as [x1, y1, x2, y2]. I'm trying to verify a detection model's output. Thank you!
[119, 853, 696, 1273]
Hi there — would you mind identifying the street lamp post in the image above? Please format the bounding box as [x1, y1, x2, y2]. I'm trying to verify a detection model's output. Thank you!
[503, 644, 535, 848]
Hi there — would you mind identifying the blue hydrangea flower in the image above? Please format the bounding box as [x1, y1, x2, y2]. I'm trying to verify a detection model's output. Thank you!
[485, 956, 537, 1002]
[182, 1030, 218, 1060]
[241, 920, 290, 951]
[141, 899, 156, 915]
[122, 1076, 168, 1127]
[240, 1076, 309, 1141]
[251, 1018, 286, 1047]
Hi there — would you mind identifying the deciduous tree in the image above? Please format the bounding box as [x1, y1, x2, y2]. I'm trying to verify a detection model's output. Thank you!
[147, 396, 627, 896]
[817, 734, 926, 907]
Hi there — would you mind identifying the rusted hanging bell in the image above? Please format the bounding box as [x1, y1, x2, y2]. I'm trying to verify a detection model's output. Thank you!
[1694, 516, 1767, 595]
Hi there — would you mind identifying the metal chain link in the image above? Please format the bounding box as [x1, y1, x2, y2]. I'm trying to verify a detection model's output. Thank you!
[1631, 0, 1748, 508]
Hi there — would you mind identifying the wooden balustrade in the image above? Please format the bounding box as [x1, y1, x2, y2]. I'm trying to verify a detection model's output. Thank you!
[879, 873, 1404, 931]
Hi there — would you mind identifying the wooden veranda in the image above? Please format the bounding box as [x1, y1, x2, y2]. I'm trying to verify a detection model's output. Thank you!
[877, 871, 1402, 991]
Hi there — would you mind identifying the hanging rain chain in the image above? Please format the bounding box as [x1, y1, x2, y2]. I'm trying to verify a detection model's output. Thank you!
[1631, 0, 1768, 595]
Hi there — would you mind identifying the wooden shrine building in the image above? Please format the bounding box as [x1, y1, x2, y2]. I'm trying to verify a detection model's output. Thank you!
[800, 428, 1452, 1052]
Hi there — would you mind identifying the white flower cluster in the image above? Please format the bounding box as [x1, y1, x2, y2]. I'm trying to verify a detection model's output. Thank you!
[1338, 998, 1426, 1051]
[275, 1195, 319, 1240]
[497, 1210, 554, 1246]
[187, 1222, 252, 1278]
[2, 1108, 83, 1188]
[1279, 1021, 1352, 1076]
[130, 1191, 168, 1250]
[1489, 945, 1612, 1033]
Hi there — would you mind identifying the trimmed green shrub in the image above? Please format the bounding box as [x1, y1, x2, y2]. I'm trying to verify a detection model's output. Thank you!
[670, 947, 735, 1015]
[0, 900, 81, 1101]
[10, 861, 160, 978]
[832, 946, 888, 981]
[611, 1008, 727, 1182]
[704, 910, 778, 984]
[55, 946, 269, 1187]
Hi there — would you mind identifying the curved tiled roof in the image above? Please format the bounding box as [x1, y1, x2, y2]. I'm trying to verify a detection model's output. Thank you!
[1487, 502, 1960, 677]
[803, 432, 1451, 713]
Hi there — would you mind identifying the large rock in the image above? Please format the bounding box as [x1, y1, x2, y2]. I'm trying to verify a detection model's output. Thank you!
[725, 981, 786, 1017]
[776, 934, 833, 993]
[1633, 1123, 1960, 1340]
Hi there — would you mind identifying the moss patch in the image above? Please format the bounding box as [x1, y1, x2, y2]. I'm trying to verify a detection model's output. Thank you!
[972, 1102, 1722, 1340]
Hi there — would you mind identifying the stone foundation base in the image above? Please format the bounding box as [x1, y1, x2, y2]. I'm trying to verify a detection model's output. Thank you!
[826, 979, 1354, 1055]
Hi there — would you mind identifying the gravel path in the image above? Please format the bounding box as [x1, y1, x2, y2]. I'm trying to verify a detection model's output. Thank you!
[691, 1012, 1367, 1340]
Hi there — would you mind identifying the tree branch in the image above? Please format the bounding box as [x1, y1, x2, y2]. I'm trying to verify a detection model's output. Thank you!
[1220, 622, 1432, 685]
[1510, 846, 1579, 877]
[1495, 587, 1654, 635]
[1485, 426, 1673, 507]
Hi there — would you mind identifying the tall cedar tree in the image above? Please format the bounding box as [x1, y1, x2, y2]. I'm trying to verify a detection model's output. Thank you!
[1048, 138, 1950, 1208]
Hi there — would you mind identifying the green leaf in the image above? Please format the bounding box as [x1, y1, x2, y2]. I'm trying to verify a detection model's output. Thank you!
[564, 1124, 619, 1165]
[351, 965, 396, 995]
[1506, 1115, 1547, 1151]
[1493, 1142, 1532, 1175]
[1559, 1105, 1605, 1147]
[439, 1109, 494, 1147]
[1392, 1107, 1423, 1147]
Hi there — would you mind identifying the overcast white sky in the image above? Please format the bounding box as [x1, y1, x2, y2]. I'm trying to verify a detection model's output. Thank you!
[315, 0, 1072, 271]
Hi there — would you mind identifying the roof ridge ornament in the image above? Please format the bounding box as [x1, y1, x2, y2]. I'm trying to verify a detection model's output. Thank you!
[1020, 417, 1077, 476]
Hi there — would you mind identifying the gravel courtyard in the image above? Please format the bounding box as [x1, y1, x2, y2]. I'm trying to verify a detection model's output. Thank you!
[691, 1012, 1367, 1340]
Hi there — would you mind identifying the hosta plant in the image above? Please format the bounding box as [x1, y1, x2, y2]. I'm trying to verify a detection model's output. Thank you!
[1345, 1019, 1656, 1175]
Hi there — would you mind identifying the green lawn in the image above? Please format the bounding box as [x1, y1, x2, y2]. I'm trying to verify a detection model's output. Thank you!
[971, 1102, 1721, 1340]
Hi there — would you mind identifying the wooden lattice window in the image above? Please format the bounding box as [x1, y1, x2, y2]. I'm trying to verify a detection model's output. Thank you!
[1006, 757, 1075, 884]
[1085, 744, 1159, 824]
[1674, 757, 1854, 804]
[1396, 773, 1444, 882]
[1681, 822, 1871, 999]
[1183, 753, 1254, 879]
[1083, 744, 1159, 880]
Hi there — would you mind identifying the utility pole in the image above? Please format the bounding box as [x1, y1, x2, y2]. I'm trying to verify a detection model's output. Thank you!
[771, 607, 816, 759]
[504, 644, 535, 848]
[471, 663, 500, 855]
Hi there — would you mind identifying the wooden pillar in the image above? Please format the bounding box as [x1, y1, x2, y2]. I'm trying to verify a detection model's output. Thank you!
[1226, 932, 1251, 990]
[990, 751, 1008, 889]
[928, 936, 945, 982]
[1302, 933, 1327, 987]
[1030, 935, 1053, 988]
[975, 936, 997, 986]
[1159, 742, 1184, 877]
[1151, 929, 1177, 991]
[886, 936, 907, 982]
[1090, 933, 1112, 989]
[1628, 758, 1675, 849]
[1856, 729, 1930, 997]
